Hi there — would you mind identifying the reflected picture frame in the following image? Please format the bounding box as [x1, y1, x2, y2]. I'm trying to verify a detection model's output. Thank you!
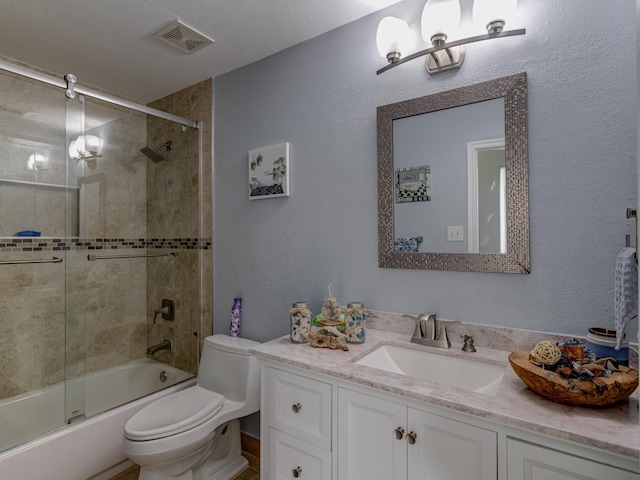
[395, 165, 431, 203]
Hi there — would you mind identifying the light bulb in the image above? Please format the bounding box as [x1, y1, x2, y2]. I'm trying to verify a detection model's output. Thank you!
[75, 136, 87, 156]
[27, 153, 48, 171]
[83, 135, 102, 154]
[421, 0, 461, 45]
[68, 139, 81, 159]
[473, 0, 517, 33]
[69, 134, 102, 159]
[376, 16, 411, 63]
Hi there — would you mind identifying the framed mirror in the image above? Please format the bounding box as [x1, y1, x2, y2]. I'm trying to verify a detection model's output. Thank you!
[377, 73, 529, 273]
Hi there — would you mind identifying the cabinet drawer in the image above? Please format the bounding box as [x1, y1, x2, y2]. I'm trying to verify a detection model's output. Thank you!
[270, 428, 331, 480]
[268, 368, 332, 450]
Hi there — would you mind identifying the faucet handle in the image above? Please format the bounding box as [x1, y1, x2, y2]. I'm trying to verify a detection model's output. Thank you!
[461, 334, 476, 352]
[436, 320, 460, 348]
[404, 313, 437, 340]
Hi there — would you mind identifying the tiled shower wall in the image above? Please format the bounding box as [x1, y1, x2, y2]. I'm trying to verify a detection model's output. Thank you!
[148, 78, 213, 371]
[0, 64, 213, 399]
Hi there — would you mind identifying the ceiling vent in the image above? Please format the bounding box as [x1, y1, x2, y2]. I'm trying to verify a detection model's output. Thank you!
[153, 20, 214, 54]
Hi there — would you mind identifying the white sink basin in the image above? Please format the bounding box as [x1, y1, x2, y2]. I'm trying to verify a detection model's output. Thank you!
[354, 344, 505, 396]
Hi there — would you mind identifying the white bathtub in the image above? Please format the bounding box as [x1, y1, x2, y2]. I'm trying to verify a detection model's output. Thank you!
[0, 358, 195, 480]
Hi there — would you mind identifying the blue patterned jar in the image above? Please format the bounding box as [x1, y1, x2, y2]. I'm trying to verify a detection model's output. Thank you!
[345, 302, 366, 343]
[289, 302, 311, 343]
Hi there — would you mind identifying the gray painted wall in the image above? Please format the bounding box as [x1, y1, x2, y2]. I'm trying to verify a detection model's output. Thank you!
[213, 0, 637, 344]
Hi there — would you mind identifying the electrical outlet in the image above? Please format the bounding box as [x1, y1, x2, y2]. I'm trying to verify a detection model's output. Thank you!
[447, 226, 464, 242]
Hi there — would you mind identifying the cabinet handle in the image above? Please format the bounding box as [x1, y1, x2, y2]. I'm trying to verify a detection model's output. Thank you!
[406, 431, 417, 445]
[393, 427, 405, 440]
[292, 466, 303, 477]
[291, 403, 302, 413]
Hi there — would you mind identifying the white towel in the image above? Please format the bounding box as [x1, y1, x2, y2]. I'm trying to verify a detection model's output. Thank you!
[614, 247, 637, 349]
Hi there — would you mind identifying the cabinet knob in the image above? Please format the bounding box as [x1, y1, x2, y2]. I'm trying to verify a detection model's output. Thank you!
[291, 403, 302, 413]
[292, 466, 303, 477]
[393, 427, 405, 440]
[406, 431, 417, 444]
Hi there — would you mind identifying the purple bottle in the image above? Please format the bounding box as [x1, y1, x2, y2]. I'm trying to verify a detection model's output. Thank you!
[230, 298, 241, 337]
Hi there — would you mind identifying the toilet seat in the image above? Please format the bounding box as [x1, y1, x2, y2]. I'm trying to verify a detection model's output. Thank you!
[125, 387, 225, 441]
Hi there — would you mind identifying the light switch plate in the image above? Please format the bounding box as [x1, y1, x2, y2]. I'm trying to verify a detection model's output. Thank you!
[447, 226, 464, 242]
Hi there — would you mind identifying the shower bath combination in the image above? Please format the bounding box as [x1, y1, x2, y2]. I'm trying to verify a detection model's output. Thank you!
[0, 62, 203, 478]
[140, 140, 173, 162]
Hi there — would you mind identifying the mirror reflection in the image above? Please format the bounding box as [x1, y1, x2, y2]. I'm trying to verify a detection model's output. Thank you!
[393, 99, 505, 254]
[377, 73, 530, 273]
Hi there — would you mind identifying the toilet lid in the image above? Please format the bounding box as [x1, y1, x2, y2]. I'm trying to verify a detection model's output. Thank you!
[124, 387, 225, 441]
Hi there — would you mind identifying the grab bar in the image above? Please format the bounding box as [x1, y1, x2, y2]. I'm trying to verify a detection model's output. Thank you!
[87, 251, 179, 261]
[0, 256, 63, 265]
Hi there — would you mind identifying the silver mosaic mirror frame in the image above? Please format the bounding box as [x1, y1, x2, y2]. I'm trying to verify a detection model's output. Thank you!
[378, 72, 529, 273]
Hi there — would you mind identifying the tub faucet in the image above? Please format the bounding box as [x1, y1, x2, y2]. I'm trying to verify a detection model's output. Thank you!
[404, 313, 460, 349]
[146, 338, 172, 356]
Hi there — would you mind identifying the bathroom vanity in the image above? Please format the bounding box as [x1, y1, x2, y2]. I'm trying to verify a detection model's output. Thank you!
[252, 328, 639, 480]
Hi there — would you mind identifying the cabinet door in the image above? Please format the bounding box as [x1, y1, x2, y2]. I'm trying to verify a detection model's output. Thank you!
[507, 438, 637, 480]
[270, 429, 332, 480]
[408, 408, 497, 480]
[337, 388, 407, 480]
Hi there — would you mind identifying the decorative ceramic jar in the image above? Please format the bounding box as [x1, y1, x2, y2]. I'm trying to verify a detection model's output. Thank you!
[345, 302, 366, 343]
[290, 301, 311, 343]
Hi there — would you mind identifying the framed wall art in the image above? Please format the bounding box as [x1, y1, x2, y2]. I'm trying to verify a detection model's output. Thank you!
[249, 142, 290, 199]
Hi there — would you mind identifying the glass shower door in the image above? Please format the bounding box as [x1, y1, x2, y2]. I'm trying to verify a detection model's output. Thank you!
[63, 91, 86, 424]
[0, 70, 70, 450]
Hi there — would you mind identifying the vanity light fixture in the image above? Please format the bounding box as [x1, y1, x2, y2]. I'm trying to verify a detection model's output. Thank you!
[69, 134, 102, 161]
[376, 0, 524, 75]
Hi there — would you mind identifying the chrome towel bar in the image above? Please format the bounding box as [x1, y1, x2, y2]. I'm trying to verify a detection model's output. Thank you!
[0, 256, 63, 265]
[87, 251, 179, 261]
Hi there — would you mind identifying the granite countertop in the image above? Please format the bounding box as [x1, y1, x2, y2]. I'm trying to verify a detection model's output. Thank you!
[251, 328, 639, 459]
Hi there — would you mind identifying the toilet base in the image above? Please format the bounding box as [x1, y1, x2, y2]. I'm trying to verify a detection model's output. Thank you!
[198, 455, 248, 480]
[136, 419, 248, 480]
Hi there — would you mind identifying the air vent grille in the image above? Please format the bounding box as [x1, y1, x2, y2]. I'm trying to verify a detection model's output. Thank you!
[153, 21, 214, 54]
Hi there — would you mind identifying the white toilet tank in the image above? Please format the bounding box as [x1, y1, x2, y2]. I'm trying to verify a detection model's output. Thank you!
[198, 335, 261, 411]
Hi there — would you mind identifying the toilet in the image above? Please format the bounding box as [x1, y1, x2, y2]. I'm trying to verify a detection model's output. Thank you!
[123, 334, 261, 480]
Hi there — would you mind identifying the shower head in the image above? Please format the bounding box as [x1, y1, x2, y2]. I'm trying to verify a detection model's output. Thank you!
[140, 141, 173, 162]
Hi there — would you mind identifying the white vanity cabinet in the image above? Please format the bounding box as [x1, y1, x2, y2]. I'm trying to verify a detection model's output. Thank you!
[259, 359, 638, 480]
[337, 388, 497, 480]
[262, 364, 497, 480]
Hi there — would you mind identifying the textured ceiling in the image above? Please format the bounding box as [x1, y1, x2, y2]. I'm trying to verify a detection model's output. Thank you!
[0, 0, 402, 104]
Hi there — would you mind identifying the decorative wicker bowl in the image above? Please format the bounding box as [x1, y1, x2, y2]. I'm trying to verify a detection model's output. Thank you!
[509, 350, 639, 407]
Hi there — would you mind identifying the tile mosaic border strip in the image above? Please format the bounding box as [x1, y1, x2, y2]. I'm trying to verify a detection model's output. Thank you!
[0, 237, 211, 253]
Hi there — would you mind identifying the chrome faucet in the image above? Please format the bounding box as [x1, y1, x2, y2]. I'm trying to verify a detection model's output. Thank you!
[404, 313, 460, 349]
[146, 338, 172, 356]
